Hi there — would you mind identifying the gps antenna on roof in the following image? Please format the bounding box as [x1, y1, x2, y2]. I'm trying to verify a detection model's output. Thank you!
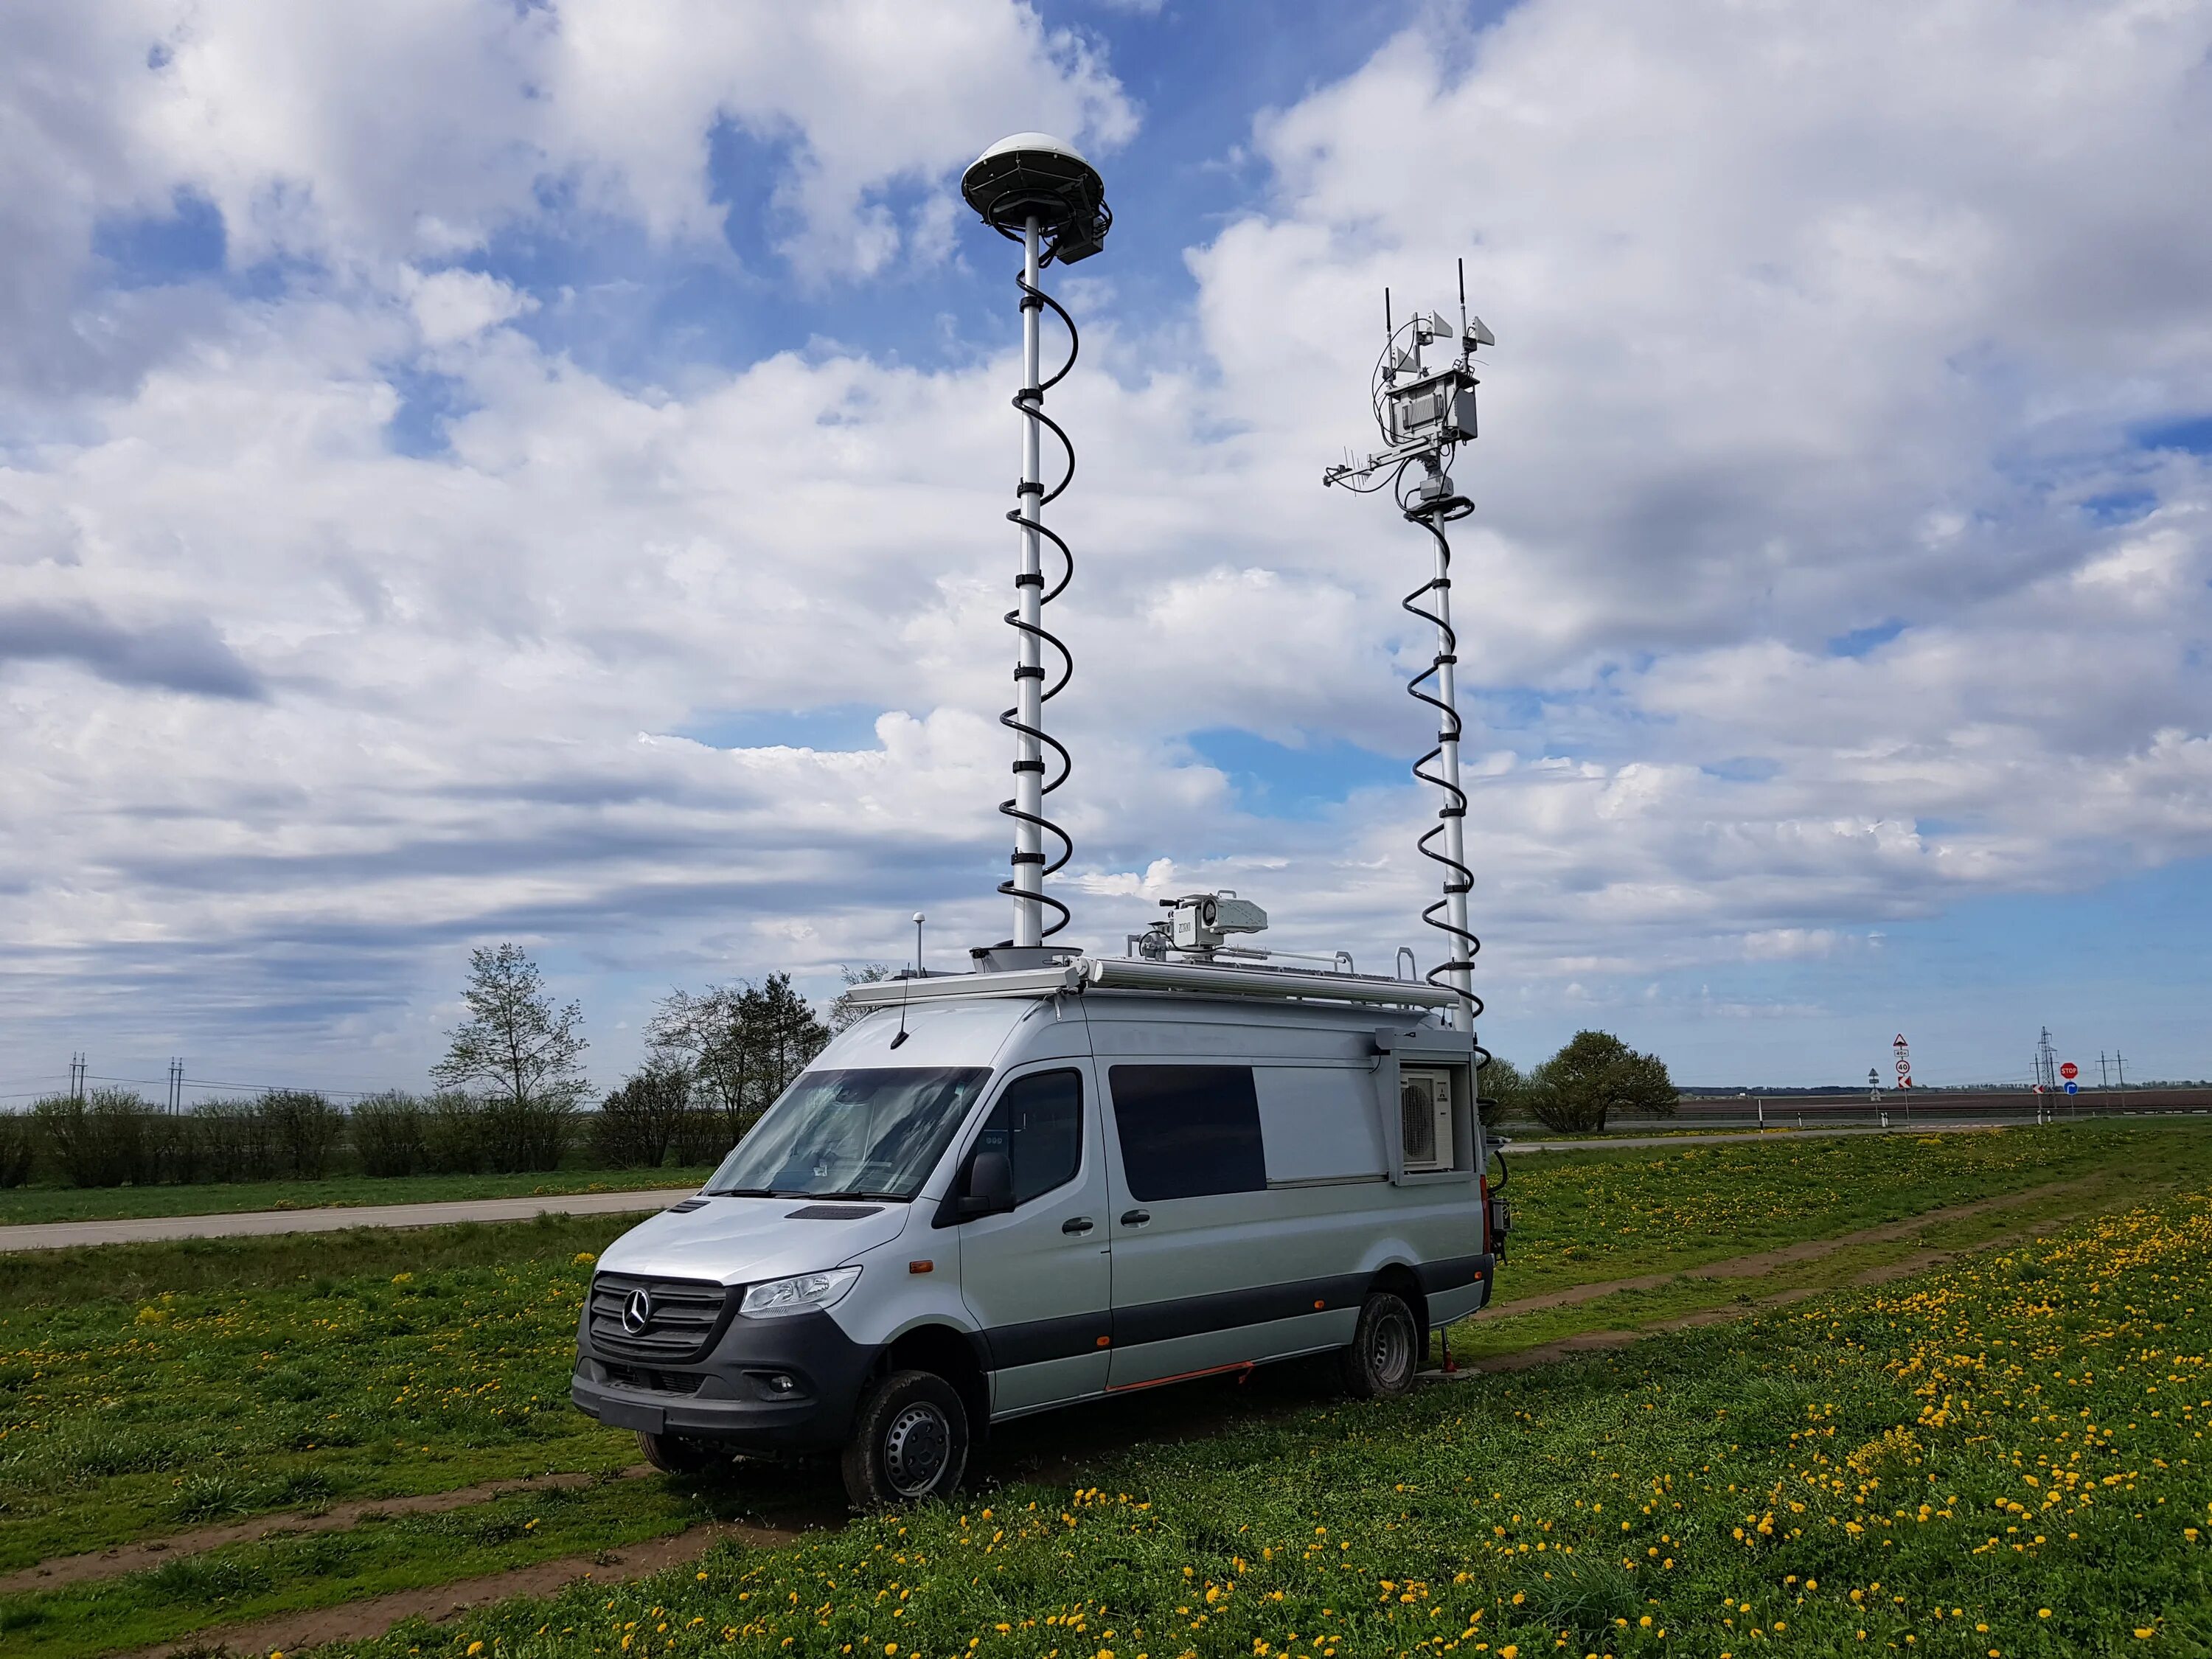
[1321, 260, 1492, 1054]
[960, 134, 1113, 959]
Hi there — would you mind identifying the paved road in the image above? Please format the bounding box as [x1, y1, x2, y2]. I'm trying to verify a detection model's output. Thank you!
[0, 1118, 2076, 1251]
[1503, 1119, 2018, 1153]
[0, 1187, 700, 1253]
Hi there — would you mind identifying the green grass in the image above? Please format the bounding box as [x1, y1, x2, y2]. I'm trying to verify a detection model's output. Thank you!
[319, 1183, 2212, 1659]
[1443, 1162, 2144, 1367]
[0, 1209, 654, 1307]
[1493, 1120, 2212, 1302]
[0, 1467, 793, 1659]
[0, 1166, 715, 1228]
[1, 1122, 2206, 1658]
[0, 1214, 658, 1569]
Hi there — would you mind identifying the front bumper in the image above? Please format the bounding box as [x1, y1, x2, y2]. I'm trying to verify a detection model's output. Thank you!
[572, 1305, 875, 1453]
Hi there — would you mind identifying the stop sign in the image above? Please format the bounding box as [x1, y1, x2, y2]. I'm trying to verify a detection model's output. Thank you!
[2060, 1062, 2079, 1080]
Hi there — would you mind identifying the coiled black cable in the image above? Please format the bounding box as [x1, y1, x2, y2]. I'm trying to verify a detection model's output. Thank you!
[1397, 470, 1495, 1110]
[993, 260, 1081, 943]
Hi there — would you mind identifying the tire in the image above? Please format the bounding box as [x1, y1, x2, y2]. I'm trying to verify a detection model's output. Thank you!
[637, 1430, 725, 1474]
[841, 1369, 970, 1510]
[1338, 1290, 1420, 1399]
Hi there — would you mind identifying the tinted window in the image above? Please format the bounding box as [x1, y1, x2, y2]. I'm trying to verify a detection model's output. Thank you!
[970, 1069, 1083, 1206]
[1109, 1065, 1267, 1201]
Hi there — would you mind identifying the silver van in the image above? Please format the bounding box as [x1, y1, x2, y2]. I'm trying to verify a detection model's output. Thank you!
[570, 956, 1507, 1507]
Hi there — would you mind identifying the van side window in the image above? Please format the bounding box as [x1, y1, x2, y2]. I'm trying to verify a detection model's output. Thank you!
[972, 1070, 1083, 1206]
[1107, 1065, 1266, 1201]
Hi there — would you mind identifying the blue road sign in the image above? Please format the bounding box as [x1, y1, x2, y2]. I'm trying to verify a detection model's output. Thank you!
[2065, 1081, 2079, 1095]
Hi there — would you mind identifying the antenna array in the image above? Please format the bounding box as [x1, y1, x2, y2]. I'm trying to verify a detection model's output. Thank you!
[1323, 262, 1495, 1047]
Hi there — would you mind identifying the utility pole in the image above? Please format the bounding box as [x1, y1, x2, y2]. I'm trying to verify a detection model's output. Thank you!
[69, 1052, 86, 1102]
[2116, 1051, 2128, 1093]
[167, 1058, 184, 1114]
[2100, 1051, 2110, 1089]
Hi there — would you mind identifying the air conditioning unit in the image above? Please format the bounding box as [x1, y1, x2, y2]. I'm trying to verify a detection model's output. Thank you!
[1399, 1065, 1456, 1172]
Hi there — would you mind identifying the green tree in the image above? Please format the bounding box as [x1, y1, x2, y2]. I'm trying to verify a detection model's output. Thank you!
[648, 972, 830, 1146]
[828, 964, 895, 1033]
[1526, 1030, 1677, 1133]
[1476, 1054, 1528, 1127]
[593, 1060, 693, 1168]
[431, 944, 589, 1116]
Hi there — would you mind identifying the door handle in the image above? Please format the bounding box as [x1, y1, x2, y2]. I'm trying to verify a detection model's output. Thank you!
[1119, 1209, 1151, 1228]
[1061, 1216, 1095, 1235]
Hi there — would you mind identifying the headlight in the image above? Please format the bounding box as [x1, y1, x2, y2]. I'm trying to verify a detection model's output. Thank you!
[739, 1265, 861, 1318]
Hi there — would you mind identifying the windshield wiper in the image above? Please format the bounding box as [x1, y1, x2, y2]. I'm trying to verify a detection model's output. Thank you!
[705, 1186, 779, 1197]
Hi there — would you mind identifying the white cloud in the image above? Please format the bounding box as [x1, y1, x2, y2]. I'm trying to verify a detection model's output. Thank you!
[1, 0, 2208, 1088]
[406, 270, 535, 347]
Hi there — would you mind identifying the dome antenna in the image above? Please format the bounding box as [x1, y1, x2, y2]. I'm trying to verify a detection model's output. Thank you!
[960, 134, 1113, 963]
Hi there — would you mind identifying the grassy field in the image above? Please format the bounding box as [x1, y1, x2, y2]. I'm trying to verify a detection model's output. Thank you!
[0, 1123, 2205, 1658]
[324, 1178, 2212, 1659]
[0, 1166, 715, 1228]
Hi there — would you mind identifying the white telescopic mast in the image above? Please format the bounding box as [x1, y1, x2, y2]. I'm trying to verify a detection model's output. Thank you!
[1012, 214, 1046, 947]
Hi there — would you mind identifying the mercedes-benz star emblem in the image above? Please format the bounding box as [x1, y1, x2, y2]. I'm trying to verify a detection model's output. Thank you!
[622, 1287, 653, 1334]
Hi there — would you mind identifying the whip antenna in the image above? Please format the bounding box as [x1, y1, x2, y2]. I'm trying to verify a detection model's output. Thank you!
[959, 135, 1112, 956]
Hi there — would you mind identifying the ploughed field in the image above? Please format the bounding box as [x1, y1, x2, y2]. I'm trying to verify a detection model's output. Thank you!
[1, 1124, 2208, 1658]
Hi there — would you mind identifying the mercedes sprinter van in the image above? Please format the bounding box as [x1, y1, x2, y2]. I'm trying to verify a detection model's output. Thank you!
[571, 954, 1506, 1508]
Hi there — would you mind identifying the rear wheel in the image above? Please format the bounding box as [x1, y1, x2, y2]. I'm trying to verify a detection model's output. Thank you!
[841, 1369, 969, 1510]
[1338, 1290, 1419, 1399]
[637, 1430, 725, 1474]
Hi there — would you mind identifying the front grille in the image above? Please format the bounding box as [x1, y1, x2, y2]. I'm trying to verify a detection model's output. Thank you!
[602, 1363, 706, 1395]
[588, 1272, 735, 1363]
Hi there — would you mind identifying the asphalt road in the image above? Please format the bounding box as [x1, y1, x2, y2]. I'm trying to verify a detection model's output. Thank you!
[1503, 1119, 2014, 1154]
[0, 1186, 702, 1253]
[0, 1120, 2048, 1252]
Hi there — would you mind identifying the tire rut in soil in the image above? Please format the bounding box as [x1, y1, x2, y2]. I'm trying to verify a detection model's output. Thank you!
[0, 1468, 659, 1595]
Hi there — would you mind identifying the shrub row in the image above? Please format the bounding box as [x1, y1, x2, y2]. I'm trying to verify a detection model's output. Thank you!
[0, 1088, 625, 1189]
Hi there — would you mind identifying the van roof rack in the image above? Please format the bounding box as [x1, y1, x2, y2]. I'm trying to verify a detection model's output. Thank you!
[838, 954, 1458, 1012]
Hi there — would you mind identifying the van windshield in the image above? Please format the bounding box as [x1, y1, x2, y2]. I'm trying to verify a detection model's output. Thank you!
[704, 1067, 992, 1201]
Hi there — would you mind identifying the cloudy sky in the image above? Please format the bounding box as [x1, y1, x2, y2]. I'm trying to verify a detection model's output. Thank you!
[3, 0, 2208, 1102]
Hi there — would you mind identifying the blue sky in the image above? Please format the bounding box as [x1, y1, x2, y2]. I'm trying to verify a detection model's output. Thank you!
[2, 0, 2210, 1101]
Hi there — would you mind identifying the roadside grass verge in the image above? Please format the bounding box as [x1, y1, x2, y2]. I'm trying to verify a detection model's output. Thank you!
[0, 1211, 647, 1306]
[327, 1186, 2212, 1659]
[0, 1169, 714, 1230]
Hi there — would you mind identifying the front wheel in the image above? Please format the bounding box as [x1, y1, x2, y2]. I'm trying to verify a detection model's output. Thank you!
[637, 1430, 726, 1474]
[1338, 1290, 1419, 1399]
[841, 1369, 970, 1510]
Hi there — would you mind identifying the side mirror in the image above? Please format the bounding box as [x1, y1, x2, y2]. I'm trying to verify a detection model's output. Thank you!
[959, 1150, 1015, 1218]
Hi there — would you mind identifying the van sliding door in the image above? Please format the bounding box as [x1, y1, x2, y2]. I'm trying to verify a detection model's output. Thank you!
[1101, 1064, 1363, 1389]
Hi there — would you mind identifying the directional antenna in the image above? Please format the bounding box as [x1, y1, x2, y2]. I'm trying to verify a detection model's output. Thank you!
[1322, 259, 1494, 1046]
